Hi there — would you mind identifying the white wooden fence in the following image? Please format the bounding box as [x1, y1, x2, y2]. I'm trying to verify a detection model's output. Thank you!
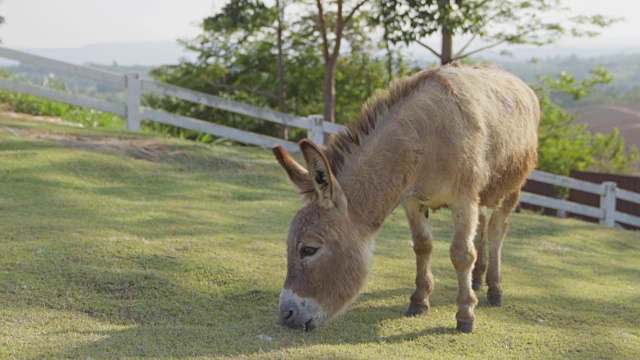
[1, 46, 640, 230]
[520, 171, 640, 228]
[0, 46, 344, 154]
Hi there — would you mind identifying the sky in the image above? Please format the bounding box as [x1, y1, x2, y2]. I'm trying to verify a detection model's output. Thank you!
[0, 0, 219, 48]
[0, 0, 638, 55]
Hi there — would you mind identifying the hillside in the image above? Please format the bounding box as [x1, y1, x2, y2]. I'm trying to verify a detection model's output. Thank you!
[0, 115, 639, 359]
[496, 53, 640, 93]
[568, 102, 640, 148]
[0, 42, 193, 67]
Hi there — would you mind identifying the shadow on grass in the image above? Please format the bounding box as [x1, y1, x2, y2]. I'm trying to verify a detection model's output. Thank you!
[39, 277, 640, 358]
[18, 260, 403, 357]
[40, 288, 433, 358]
[0, 144, 296, 242]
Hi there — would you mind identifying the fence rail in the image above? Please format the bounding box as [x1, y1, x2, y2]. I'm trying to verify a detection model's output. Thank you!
[140, 108, 299, 153]
[1, 46, 639, 230]
[519, 191, 604, 219]
[0, 77, 126, 116]
[521, 171, 640, 229]
[528, 170, 604, 195]
[0, 46, 345, 151]
[0, 47, 126, 86]
[140, 79, 313, 130]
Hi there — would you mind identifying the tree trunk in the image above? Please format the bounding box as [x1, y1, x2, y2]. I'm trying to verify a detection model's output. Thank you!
[441, 30, 453, 65]
[362, 52, 373, 97]
[276, 0, 288, 140]
[385, 37, 393, 83]
[323, 56, 337, 123]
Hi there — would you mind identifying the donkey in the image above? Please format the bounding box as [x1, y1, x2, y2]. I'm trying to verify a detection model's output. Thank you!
[273, 64, 539, 333]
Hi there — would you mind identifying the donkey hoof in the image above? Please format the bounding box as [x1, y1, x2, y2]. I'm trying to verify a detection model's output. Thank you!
[405, 302, 429, 317]
[456, 320, 474, 333]
[487, 293, 503, 307]
[472, 282, 482, 291]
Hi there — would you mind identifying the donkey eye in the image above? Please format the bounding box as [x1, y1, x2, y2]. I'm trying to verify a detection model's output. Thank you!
[300, 246, 319, 258]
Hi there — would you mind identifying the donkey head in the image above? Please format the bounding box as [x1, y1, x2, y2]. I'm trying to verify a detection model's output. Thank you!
[273, 140, 375, 330]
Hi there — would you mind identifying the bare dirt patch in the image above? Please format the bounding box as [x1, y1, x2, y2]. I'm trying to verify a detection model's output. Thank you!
[2, 112, 245, 169]
[32, 133, 183, 162]
[2, 111, 84, 128]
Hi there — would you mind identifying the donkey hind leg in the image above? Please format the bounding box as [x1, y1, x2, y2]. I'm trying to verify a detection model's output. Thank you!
[450, 200, 480, 333]
[486, 190, 520, 307]
[471, 206, 488, 291]
[403, 199, 435, 317]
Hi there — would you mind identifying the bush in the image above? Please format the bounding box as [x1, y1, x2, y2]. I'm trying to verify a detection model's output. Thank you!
[0, 77, 125, 130]
[534, 67, 640, 176]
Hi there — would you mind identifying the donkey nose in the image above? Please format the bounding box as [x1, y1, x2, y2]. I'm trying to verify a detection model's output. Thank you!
[279, 302, 300, 327]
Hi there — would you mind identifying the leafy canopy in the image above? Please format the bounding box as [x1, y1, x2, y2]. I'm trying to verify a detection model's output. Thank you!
[376, 0, 621, 63]
[535, 67, 639, 176]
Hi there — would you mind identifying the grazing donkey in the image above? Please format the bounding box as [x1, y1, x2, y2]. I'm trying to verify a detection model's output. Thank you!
[273, 64, 539, 333]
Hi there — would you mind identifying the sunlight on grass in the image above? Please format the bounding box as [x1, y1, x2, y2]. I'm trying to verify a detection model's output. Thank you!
[1, 115, 639, 359]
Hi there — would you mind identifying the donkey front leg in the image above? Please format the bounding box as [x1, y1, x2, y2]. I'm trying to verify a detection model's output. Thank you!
[450, 201, 479, 333]
[403, 199, 434, 317]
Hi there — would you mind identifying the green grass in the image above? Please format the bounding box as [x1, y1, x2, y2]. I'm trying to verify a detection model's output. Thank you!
[1, 115, 639, 359]
[0, 88, 125, 129]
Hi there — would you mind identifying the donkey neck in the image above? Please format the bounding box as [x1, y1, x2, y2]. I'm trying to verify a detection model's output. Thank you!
[335, 118, 420, 232]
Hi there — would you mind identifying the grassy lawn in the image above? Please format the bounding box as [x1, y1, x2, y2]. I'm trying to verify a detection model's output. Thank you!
[1, 115, 639, 359]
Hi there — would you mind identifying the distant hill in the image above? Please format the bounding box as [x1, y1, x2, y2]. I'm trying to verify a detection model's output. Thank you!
[0, 42, 197, 67]
[568, 103, 640, 149]
[496, 54, 640, 93]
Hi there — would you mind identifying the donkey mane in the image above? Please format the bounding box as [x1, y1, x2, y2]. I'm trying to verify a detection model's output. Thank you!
[323, 63, 466, 175]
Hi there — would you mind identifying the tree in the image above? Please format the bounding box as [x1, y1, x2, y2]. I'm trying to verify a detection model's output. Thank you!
[534, 67, 639, 176]
[205, 0, 291, 138]
[276, 0, 287, 137]
[147, 1, 391, 141]
[313, 0, 370, 123]
[377, 0, 621, 65]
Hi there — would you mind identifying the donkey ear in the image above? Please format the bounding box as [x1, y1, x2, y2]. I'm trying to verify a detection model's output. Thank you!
[299, 139, 347, 210]
[272, 145, 315, 197]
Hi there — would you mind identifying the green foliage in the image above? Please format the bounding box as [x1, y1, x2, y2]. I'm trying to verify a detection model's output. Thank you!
[534, 67, 639, 176]
[0, 89, 124, 130]
[204, 0, 276, 35]
[147, 2, 397, 141]
[0, 69, 125, 129]
[376, 0, 621, 63]
[590, 129, 640, 174]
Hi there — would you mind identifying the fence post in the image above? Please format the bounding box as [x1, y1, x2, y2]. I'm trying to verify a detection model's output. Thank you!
[125, 73, 141, 131]
[307, 114, 324, 146]
[600, 181, 617, 227]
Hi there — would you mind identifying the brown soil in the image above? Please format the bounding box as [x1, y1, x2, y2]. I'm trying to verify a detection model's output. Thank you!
[568, 103, 640, 148]
[31, 133, 183, 162]
[2, 111, 182, 162]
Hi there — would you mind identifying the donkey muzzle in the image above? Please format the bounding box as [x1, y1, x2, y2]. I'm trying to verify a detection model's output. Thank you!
[279, 288, 326, 331]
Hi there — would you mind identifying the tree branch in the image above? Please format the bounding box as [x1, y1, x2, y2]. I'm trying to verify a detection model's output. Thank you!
[453, 39, 506, 60]
[416, 39, 442, 59]
[334, 0, 369, 46]
[473, 0, 491, 10]
[345, 0, 369, 24]
[453, 34, 477, 59]
[316, 0, 330, 60]
[332, 0, 344, 60]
